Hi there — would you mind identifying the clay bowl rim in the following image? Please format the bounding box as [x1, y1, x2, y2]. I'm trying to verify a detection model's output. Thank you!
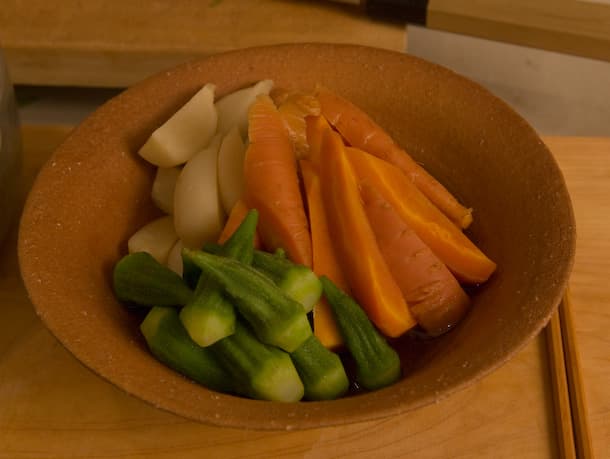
[17, 43, 576, 430]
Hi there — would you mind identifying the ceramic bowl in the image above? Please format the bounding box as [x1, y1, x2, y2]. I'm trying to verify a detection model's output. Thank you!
[18, 44, 575, 430]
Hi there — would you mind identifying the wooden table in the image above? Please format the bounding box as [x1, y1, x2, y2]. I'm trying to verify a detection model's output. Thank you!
[0, 126, 608, 458]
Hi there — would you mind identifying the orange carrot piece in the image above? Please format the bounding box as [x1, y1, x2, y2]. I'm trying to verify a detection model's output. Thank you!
[276, 91, 321, 159]
[316, 86, 473, 229]
[217, 199, 262, 248]
[304, 115, 333, 166]
[319, 129, 417, 337]
[243, 94, 312, 266]
[360, 182, 471, 336]
[346, 146, 496, 284]
[300, 159, 345, 349]
[270, 87, 291, 106]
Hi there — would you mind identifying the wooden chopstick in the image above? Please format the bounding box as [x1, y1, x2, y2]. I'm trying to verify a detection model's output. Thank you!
[545, 291, 594, 459]
[558, 290, 594, 459]
[546, 306, 576, 459]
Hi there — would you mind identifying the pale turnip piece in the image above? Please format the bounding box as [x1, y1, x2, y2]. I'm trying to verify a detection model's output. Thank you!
[215, 80, 274, 137]
[166, 239, 184, 276]
[217, 126, 247, 215]
[128, 215, 178, 264]
[151, 166, 181, 214]
[173, 134, 224, 249]
[139, 83, 218, 167]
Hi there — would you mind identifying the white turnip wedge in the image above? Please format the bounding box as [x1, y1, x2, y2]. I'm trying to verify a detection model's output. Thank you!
[166, 239, 184, 276]
[217, 126, 247, 215]
[128, 215, 178, 264]
[138, 83, 218, 167]
[173, 134, 224, 249]
[215, 80, 274, 137]
[151, 166, 181, 214]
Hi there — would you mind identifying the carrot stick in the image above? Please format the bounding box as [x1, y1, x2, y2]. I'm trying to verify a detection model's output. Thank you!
[346, 146, 496, 284]
[319, 128, 417, 338]
[360, 182, 471, 336]
[305, 115, 333, 166]
[217, 199, 262, 249]
[243, 94, 312, 266]
[275, 90, 321, 159]
[300, 159, 345, 349]
[316, 86, 473, 229]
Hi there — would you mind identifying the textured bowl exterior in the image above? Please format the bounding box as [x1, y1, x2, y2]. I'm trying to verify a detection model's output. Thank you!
[18, 44, 575, 430]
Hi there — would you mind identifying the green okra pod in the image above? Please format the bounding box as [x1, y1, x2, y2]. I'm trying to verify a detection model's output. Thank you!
[182, 248, 312, 353]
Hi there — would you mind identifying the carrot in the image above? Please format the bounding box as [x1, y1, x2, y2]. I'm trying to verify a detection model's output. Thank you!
[319, 128, 417, 338]
[275, 90, 321, 159]
[304, 115, 333, 166]
[269, 87, 292, 106]
[345, 146, 496, 284]
[217, 199, 262, 249]
[243, 94, 312, 266]
[316, 86, 473, 229]
[360, 182, 470, 336]
[299, 159, 345, 349]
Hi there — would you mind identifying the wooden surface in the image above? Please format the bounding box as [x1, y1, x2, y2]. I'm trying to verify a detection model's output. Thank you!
[0, 126, 608, 458]
[0, 0, 405, 88]
[427, 0, 610, 62]
[547, 136, 610, 459]
[3, 1, 610, 89]
[545, 310, 577, 458]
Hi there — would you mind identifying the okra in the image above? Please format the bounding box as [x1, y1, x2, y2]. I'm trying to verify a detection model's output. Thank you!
[113, 251, 193, 307]
[140, 306, 234, 393]
[180, 210, 258, 346]
[212, 320, 304, 402]
[290, 335, 349, 400]
[252, 249, 322, 313]
[182, 249, 312, 353]
[320, 276, 402, 390]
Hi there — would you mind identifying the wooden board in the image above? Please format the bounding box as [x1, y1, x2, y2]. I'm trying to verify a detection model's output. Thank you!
[336, 0, 610, 62]
[3, 1, 609, 90]
[1, 126, 608, 457]
[0, 0, 405, 88]
[545, 136, 610, 459]
[427, 0, 610, 62]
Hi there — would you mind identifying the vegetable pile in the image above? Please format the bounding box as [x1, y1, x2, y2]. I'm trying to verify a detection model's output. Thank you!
[112, 80, 497, 402]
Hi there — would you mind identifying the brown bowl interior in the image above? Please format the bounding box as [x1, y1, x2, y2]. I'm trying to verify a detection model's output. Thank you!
[18, 44, 575, 430]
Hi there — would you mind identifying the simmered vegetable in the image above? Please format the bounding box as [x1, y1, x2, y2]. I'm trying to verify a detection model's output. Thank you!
[138, 83, 217, 167]
[127, 215, 177, 264]
[316, 86, 473, 229]
[182, 248, 312, 353]
[318, 128, 416, 337]
[118, 81, 499, 404]
[113, 251, 192, 307]
[290, 334, 348, 401]
[252, 249, 322, 313]
[140, 306, 234, 393]
[345, 146, 496, 284]
[299, 158, 346, 349]
[320, 276, 402, 391]
[211, 320, 304, 402]
[360, 182, 471, 336]
[179, 209, 258, 346]
[243, 94, 312, 266]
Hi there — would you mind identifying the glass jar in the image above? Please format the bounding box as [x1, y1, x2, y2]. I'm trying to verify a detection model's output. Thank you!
[0, 51, 21, 246]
